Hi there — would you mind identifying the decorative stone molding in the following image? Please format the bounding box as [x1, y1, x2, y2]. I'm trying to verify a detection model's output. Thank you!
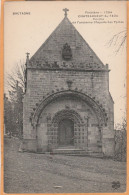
[52, 109, 83, 124]
[28, 58, 109, 71]
[30, 89, 107, 127]
[66, 80, 73, 89]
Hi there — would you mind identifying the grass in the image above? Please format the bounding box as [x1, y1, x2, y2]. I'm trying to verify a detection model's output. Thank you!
[4, 137, 126, 193]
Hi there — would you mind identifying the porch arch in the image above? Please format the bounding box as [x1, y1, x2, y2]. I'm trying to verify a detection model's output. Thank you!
[31, 90, 107, 128]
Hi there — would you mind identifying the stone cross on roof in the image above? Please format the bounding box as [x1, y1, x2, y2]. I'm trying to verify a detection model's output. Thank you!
[63, 8, 69, 17]
[26, 52, 30, 60]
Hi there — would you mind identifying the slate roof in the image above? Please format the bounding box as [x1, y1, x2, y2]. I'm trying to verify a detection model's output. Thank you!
[28, 15, 108, 71]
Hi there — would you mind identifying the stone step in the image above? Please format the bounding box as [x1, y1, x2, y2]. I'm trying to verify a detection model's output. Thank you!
[66, 153, 104, 158]
[52, 148, 104, 158]
[53, 148, 85, 154]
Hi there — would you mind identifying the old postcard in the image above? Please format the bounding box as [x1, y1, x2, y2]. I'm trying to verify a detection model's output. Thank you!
[2, 0, 127, 194]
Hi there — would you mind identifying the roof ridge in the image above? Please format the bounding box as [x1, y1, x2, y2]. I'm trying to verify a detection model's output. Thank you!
[29, 15, 106, 69]
[30, 17, 70, 62]
[67, 19, 105, 66]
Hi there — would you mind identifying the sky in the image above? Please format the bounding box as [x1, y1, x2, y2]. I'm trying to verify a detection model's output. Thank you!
[4, 1, 127, 125]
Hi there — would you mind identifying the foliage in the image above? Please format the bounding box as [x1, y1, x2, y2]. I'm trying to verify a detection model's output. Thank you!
[4, 94, 14, 136]
[114, 130, 126, 162]
[4, 62, 26, 139]
[114, 117, 127, 162]
[7, 62, 26, 97]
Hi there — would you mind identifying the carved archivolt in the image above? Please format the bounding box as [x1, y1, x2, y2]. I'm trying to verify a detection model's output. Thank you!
[30, 90, 107, 128]
[52, 109, 83, 124]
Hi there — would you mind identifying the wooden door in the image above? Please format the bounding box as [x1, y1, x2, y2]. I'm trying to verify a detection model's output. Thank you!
[58, 119, 74, 146]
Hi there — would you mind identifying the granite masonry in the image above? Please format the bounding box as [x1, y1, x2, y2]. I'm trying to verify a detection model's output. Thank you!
[22, 9, 115, 157]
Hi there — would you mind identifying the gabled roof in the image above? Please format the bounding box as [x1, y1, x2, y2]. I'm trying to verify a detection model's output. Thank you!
[28, 15, 108, 71]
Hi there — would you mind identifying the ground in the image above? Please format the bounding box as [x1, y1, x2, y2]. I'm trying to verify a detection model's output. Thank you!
[4, 138, 126, 193]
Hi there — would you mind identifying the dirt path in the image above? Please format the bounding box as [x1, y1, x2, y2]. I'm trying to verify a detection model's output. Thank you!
[4, 138, 126, 193]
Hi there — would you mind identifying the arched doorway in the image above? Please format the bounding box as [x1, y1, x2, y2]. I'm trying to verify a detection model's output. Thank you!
[49, 109, 85, 148]
[32, 90, 107, 152]
[58, 119, 74, 146]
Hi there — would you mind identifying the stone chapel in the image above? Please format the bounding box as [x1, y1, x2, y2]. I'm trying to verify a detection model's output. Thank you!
[22, 9, 115, 157]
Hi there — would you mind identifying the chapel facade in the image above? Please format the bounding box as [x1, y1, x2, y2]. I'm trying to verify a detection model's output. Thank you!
[22, 9, 115, 157]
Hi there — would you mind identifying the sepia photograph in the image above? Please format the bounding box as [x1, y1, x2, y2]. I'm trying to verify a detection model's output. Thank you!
[3, 1, 127, 193]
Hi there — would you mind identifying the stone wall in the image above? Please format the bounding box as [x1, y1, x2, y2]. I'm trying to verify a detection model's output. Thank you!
[23, 68, 114, 156]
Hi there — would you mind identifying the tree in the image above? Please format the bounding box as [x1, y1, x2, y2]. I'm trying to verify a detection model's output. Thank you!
[107, 29, 127, 54]
[107, 29, 127, 161]
[4, 94, 13, 136]
[115, 115, 126, 131]
[5, 61, 26, 139]
[7, 62, 26, 98]
[114, 116, 126, 162]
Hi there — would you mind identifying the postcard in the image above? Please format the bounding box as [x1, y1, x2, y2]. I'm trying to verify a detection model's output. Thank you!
[2, 1, 127, 194]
